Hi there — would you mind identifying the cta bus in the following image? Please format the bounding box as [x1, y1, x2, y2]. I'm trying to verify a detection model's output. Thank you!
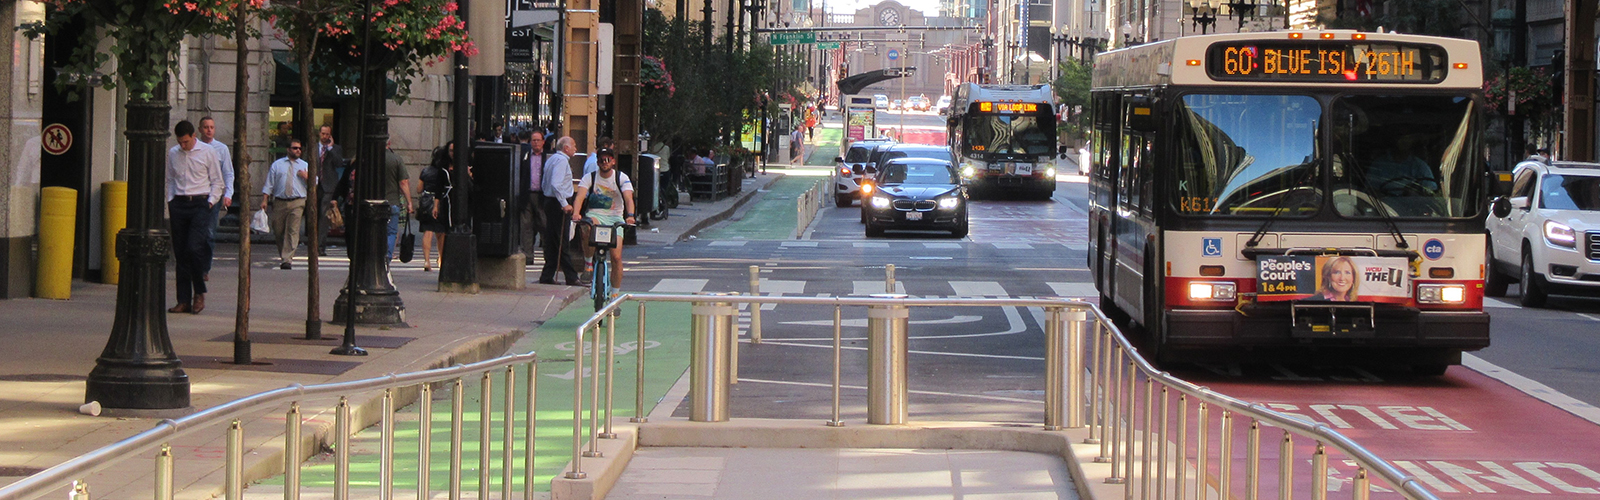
[1087, 31, 1506, 374]
[947, 82, 1059, 198]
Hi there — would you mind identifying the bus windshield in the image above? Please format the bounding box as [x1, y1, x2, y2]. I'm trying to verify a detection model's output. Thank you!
[1330, 95, 1479, 218]
[1172, 94, 1322, 216]
[962, 112, 1054, 156]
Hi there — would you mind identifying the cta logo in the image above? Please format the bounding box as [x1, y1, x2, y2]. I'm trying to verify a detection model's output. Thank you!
[1423, 238, 1445, 260]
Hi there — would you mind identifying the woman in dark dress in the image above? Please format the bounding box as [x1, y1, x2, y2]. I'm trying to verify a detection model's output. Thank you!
[417, 141, 454, 271]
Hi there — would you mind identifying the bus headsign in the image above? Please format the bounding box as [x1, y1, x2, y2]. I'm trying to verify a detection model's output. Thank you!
[976, 102, 1040, 113]
[1206, 42, 1449, 83]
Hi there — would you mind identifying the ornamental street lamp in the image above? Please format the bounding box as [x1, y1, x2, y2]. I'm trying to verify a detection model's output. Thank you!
[1189, 0, 1218, 35]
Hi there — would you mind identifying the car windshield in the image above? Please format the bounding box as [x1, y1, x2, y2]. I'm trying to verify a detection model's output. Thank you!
[884, 149, 953, 163]
[1541, 174, 1600, 211]
[962, 112, 1054, 155]
[881, 163, 957, 184]
[1330, 95, 1481, 218]
[845, 145, 875, 162]
[1171, 94, 1322, 216]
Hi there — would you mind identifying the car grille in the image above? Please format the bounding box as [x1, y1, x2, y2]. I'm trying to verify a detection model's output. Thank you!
[1589, 232, 1600, 261]
[894, 200, 936, 211]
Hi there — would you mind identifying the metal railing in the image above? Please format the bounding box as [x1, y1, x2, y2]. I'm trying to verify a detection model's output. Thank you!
[564, 292, 1443, 500]
[0, 354, 541, 500]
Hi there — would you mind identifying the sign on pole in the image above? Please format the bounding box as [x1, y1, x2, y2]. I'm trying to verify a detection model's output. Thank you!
[816, 41, 841, 49]
[887, 48, 900, 60]
[771, 32, 816, 45]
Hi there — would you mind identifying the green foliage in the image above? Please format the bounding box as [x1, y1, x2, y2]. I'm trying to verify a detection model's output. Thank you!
[1485, 66, 1556, 118]
[1053, 58, 1092, 139]
[641, 9, 806, 150]
[1317, 0, 1464, 38]
[266, 0, 474, 103]
[21, 0, 262, 100]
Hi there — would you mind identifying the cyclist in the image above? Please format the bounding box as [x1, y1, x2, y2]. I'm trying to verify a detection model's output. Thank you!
[571, 148, 636, 292]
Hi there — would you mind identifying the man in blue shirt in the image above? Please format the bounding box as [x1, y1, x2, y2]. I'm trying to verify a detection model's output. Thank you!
[261, 140, 310, 269]
[539, 136, 582, 285]
[197, 116, 234, 283]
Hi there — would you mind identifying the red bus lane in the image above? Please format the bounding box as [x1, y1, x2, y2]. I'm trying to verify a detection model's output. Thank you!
[1134, 366, 1600, 499]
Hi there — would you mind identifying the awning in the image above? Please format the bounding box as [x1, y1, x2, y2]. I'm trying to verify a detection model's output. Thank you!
[273, 50, 396, 100]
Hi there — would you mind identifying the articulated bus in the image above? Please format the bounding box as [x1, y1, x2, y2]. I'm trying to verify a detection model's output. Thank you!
[948, 82, 1059, 198]
[1088, 31, 1506, 374]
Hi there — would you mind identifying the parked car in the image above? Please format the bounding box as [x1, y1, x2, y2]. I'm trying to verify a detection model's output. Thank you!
[873, 94, 889, 109]
[833, 138, 895, 207]
[862, 158, 969, 237]
[1486, 161, 1600, 306]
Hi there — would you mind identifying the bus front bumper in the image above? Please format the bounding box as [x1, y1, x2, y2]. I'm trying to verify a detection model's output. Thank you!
[1163, 307, 1490, 353]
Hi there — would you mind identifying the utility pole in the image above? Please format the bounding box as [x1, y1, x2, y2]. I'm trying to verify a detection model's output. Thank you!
[1561, 0, 1596, 161]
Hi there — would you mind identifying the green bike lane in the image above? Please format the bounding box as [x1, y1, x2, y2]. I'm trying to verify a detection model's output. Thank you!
[699, 170, 832, 241]
[259, 299, 695, 494]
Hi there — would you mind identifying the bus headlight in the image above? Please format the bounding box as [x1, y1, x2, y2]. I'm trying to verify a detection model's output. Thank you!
[938, 196, 960, 209]
[1045, 167, 1057, 178]
[1544, 220, 1577, 248]
[871, 196, 891, 209]
[1187, 281, 1237, 301]
[961, 165, 975, 178]
[1416, 284, 1467, 304]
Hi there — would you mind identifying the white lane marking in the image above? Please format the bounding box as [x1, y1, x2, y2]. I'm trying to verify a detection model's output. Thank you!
[950, 281, 1008, 297]
[909, 256, 953, 260]
[755, 279, 806, 311]
[852, 281, 907, 295]
[1065, 243, 1087, 251]
[709, 240, 747, 246]
[751, 340, 1045, 362]
[776, 305, 1028, 341]
[1578, 313, 1600, 322]
[923, 242, 962, 249]
[1047, 282, 1098, 297]
[993, 242, 1034, 250]
[738, 378, 1042, 403]
[780, 241, 818, 247]
[781, 315, 983, 328]
[853, 242, 890, 248]
[1463, 354, 1600, 426]
[1483, 298, 1521, 309]
[650, 278, 710, 293]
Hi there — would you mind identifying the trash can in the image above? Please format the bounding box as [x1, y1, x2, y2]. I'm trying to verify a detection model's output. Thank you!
[635, 154, 660, 227]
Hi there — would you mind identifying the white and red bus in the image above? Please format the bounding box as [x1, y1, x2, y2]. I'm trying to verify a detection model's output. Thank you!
[1087, 31, 1507, 374]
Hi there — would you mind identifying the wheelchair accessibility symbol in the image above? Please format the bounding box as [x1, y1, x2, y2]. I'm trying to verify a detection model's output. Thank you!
[1202, 238, 1223, 257]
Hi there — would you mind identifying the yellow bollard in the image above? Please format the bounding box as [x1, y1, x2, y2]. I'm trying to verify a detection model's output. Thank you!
[37, 186, 77, 299]
[101, 181, 127, 284]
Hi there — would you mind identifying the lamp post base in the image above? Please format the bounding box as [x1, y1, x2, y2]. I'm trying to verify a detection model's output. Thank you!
[332, 290, 407, 325]
[85, 363, 190, 411]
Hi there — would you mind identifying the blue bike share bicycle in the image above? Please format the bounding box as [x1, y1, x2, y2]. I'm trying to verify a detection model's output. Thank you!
[577, 219, 632, 313]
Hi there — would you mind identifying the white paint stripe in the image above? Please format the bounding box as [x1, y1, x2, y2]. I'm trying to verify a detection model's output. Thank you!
[776, 306, 1028, 341]
[992, 242, 1034, 250]
[1482, 298, 1521, 309]
[1065, 243, 1087, 252]
[1579, 313, 1600, 322]
[852, 280, 907, 295]
[949, 281, 1008, 297]
[649, 278, 710, 293]
[782, 315, 983, 328]
[758, 279, 807, 294]
[737, 378, 1042, 403]
[923, 242, 962, 249]
[753, 340, 1046, 362]
[853, 242, 890, 248]
[708, 240, 747, 246]
[780, 241, 819, 247]
[1047, 282, 1098, 297]
[1463, 354, 1600, 426]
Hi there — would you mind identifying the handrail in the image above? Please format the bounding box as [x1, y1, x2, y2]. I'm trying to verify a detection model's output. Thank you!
[0, 353, 535, 500]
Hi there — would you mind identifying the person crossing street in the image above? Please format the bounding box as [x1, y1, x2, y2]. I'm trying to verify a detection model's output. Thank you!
[261, 140, 310, 270]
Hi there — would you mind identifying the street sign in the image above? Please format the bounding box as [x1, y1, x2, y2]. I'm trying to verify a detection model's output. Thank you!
[770, 32, 816, 45]
[816, 42, 841, 49]
[887, 48, 900, 60]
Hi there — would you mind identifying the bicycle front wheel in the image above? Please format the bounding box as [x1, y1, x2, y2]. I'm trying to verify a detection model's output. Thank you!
[591, 258, 611, 312]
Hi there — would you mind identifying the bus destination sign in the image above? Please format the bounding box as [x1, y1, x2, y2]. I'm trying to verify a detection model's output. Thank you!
[1205, 42, 1448, 83]
[977, 102, 1039, 113]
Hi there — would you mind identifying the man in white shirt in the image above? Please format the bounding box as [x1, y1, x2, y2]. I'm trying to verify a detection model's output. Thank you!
[165, 120, 225, 314]
[196, 116, 234, 283]
[260, 140, 310, 270]
[539, 136, 582, 285]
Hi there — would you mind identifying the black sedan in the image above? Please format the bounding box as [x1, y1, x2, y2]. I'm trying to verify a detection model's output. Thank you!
[863, 158, 969, 237]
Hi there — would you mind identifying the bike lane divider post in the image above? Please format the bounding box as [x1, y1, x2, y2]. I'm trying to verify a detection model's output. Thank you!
[691, 292, 739, 422]
[867, 293, 911, 425]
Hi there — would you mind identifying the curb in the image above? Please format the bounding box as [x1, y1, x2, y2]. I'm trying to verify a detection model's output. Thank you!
[671, 174, 784, 242]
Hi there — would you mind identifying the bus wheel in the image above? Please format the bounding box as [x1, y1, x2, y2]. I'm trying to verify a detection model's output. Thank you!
[1484, 245, 1510, 297]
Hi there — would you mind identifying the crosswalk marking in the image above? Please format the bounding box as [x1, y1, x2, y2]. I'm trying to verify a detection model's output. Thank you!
[852, 280, 907, 295]
[1065, 243, 1087, 251]
[1483, 298, 1520, 309]
[650, 278, 710, 293]
[758, 279, 807, 294]
[1047, 282, 1097, 297]
[923, 242, 962, 249]
[949, 281, 1008, 297]
[992, 243, 1034, 250]
[709, 241, 748, 247]
[853, 242, 890, 248]
[780, 241, 819, 247]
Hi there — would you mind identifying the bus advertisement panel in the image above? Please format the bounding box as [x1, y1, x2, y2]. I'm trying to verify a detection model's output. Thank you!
[1256, 255, 1411, 303]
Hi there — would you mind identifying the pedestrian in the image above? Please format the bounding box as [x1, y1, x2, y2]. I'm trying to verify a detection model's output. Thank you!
[539, 136, 583, 285]
[1518, 144, 1551, 168]
[379, 142, 413, 261]
[418, 142, 454, 271]
[571, 147, 636, 292]
[518, 128, 547, 258]
[790, 126, 804, 163]
[314, 125, 346, 256]
[196, 116, 234, 283]
[261, 139, 309, 270]
[165, 119, 225, 314]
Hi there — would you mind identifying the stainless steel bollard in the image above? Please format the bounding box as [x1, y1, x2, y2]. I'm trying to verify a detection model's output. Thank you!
[1046, 307, 1089, 430]
[690, 294, 737, 422]
[867, 294, 910, 425]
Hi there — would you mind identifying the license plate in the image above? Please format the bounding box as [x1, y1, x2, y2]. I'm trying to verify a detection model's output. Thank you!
[906, 212, 923, 221]
[1014, 163, 1033, 175]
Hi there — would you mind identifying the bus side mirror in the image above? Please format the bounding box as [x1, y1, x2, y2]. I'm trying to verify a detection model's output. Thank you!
[1488, 171, 1513, 197]
[1491, 197, 1512, 218]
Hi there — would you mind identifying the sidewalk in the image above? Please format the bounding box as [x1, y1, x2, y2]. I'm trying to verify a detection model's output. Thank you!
[0, 171, 780, 496]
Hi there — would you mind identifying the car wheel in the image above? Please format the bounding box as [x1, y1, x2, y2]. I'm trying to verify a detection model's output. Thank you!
[1484, 244, 1510, 297]
[835, 194, 852, 208]
[1520, 250, 1548, 307]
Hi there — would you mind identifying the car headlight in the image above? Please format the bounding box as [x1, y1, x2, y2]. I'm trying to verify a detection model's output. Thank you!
[1544, 220, 1577, 248]
[1186, 282, 1237, 301]
[960, 165, 976, 178]
[1416, 284, 1467, 304]
[938, 196, 960, 209]
[871, 196, 891, 208]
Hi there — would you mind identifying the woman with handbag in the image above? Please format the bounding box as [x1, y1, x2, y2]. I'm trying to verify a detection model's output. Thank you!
[417, 142, 455, 271]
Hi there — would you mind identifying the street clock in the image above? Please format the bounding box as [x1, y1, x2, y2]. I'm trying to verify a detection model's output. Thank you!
[878, 8, 900, 26]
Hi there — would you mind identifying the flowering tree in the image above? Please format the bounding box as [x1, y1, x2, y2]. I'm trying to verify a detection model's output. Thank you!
[24, 0, 262, 99]
[1484, 67, 1556, 118]
[273, 0, 476, 101]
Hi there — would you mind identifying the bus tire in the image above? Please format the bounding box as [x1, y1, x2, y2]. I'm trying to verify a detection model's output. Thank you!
[1520, 250, 1548, 307]
[1142, 259, 1166, 364]
[1484, 244, 1510, 297]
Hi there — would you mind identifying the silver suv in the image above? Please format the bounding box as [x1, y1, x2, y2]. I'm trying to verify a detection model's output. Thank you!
[833, 138, 894, 207]
[1486, 161, 1600, 306]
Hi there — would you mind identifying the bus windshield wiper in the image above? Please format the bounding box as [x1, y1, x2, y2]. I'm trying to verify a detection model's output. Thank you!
[1350, 161, 1411, 252]
[1245, 162, 1318, 249]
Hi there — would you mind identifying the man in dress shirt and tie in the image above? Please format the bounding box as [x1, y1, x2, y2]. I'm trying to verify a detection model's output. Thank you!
[261, 140, 310, 270]
[315, 125, 346, 256]
[539, 136, 581, 285]
[518, 128, 546, 259]
[197, 116, 234, 283]
[165, 120, 225, 314]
